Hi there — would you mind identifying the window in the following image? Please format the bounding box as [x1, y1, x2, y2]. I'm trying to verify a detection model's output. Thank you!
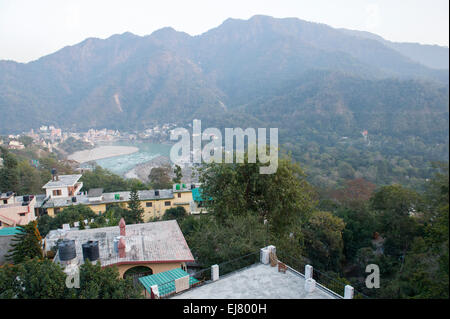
[3, 200, 7, 204]
[165, 201, 171, 206]
[19, 213, 26, 216]
[177, 193, 181, 198]
[0, 221, 2, 226]
[52, 190, 62, 196]
[146, 202, 152, 207]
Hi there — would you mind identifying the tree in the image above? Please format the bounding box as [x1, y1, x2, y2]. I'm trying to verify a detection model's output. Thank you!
[148, 166, 172, 189]
[180, 213, 267, 269]
[370, 185, 422, 257]
[163, 206, 186, 221]
[37, 205, 97, 237]
[331, 178, 376, 209]
[12, 259, 69, 299]
[198, 154, 316, 237]
[0, 147, 19, 192]
[173, 164, 183, 183]
[7, 221, 43, 264]
[77, 261, 142, 299]
[303, 211, 346, 271]
[127, 188, 144, 223]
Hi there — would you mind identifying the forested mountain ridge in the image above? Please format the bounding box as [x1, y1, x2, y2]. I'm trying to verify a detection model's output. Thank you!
[0, 15, 448, 133]
[0, 15, 448, 189]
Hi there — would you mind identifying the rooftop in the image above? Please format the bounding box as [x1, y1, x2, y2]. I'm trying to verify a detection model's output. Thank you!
[43, 188, 175, 208]
[47, 220, 195, 267]
[0, 227, 23, 236]
[42, 174, 82, 189]
[171, 263, 337, 299]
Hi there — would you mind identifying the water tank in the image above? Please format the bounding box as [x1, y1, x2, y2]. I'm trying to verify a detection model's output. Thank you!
[190, 184, 195, 190]
[51, 168, 57, 175]
[113, 236, 121, 253]
[58, 240, 76, 261]
[23, 195, 30, 202]
[155, 190, 160, 196]
[72, 196, 77, 203]
[82, 240, 99, 262]
[176, 184, 180, 190]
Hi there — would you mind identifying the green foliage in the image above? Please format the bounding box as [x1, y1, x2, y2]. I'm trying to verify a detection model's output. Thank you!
[163, 206, 187, 221]
[37, 205, 97, 237]
[0, 259, 69, 299]
[57, 137, 93, 154]
[199, 155, 316, 237]
[180, 213, 267, 267]
[0, 259, 142, 299]
[127, 188, 144, 223]
[77, 261, 142, 299]
[7, 221, 43, 264]
[148, 166, 172, 189]
[173, 164, 183, 183]
[303, 211, 346, 271]
[80, 166, 147, 193]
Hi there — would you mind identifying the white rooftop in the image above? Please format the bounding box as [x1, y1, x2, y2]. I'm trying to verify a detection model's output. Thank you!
[42, 174, 82, 189]
[172, 263, 339, 299]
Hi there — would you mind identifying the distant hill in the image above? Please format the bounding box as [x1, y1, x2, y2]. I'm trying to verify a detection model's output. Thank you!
[0, 15, 448, 188]
[339, 28, 449, 70]
[0, 15, 448, 134]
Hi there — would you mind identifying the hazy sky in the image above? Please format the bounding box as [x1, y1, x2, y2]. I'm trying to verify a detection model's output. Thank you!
[0, 0, 448, 63]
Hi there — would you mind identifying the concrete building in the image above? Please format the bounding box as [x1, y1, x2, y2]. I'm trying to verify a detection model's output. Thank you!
[42, 173, 83, 199]
[0, 193, 37, 228]
[45, 219, 194, 278]
[139, 246, 358, 300]
[42, 181, 199, 221]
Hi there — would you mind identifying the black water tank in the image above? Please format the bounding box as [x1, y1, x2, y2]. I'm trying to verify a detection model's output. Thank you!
[82, 240, 99, 262]
[155, 190, 159, 196]
[23, 195, 30, 202]
[191, 184, 195, 190]
[72, 196, 77, 203]
[51, 168, 57, 175]
[58, 240, 76, 261]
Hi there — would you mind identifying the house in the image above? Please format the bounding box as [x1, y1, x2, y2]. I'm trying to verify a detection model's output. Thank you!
[45, 219, 194, 278]
[42, 177, 198, 221]
[42, 172, 83, 199]
[139, 245, 360, 299]
[0, 193, 37, 228]
[8, 140, 25, 150]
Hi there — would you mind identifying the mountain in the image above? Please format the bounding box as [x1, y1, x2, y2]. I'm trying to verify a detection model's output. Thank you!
[339, 28, 449, 70]
[0, 15, 448, 188]
[0, 15, 448, 134]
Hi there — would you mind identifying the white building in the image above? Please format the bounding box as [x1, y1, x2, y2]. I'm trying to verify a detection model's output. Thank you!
[42, 174, 83, 199]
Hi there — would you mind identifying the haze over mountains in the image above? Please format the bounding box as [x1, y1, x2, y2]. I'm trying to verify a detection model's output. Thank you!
[0, 15, 448, 180]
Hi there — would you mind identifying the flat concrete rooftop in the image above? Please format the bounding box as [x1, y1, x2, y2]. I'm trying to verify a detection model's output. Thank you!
[172, 263, 338, 299]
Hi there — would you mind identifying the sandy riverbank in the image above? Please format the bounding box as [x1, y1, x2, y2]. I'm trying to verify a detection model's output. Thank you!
[68, 145, 139, 163]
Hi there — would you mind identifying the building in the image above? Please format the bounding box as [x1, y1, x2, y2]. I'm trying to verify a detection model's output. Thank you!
[42, 178, 199, 221]
[42, 173, 83, 199]
[0, 227, 23, 265]
[0, 192, 37, 228]
[45, 219, 194, 278]
[8, 140, 25, 150]
[139, 245, 359, 299]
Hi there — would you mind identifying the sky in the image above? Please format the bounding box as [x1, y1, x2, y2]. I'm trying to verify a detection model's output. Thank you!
[0, 0, 448, 63]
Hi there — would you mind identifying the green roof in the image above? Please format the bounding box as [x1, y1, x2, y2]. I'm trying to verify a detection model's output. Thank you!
[0, 227, 23, 236]
[139, 268, 199, 297]
[192, 187, 211, 202]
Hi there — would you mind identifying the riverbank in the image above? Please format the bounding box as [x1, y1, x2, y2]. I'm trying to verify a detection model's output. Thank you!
[124, 155, 171, 182]
[68, 145, 139, 163]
